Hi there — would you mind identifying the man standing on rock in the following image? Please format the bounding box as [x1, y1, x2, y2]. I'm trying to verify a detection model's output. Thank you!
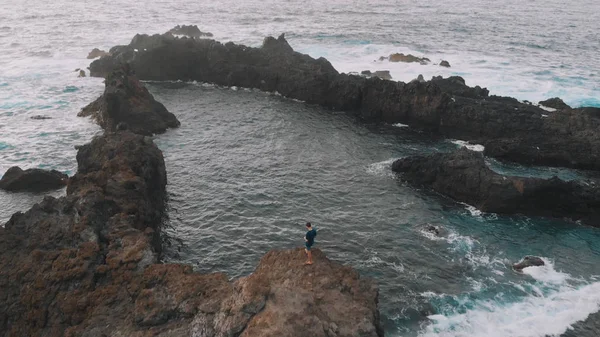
[304, 222, 317, 265]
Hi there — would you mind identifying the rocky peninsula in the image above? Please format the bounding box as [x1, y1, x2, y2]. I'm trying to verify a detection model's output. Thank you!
[0, 70, 382, 336]
[392, 148, 600, 226]
[89, 32, 600, 170]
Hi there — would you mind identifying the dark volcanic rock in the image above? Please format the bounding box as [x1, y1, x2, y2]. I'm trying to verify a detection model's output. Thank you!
[30, 115, 52, 120]
[167, 24, 213, 38]
[372, 70, 392, 80]
[539, 97, 571, 110]
[513, 256, 545, 271]
[80, 65, 180, 135]
[0, 166, 67, 192]
[392, 148, 600, 225]
[559, 311, 600, 337]
[89, 33, 446, 127]
[0, 131, 382, 336]
[89, 33, 600, 170]
[439, 60, 451, 67]
[431, 76, 489, 98]
[86, 48, 109, 59]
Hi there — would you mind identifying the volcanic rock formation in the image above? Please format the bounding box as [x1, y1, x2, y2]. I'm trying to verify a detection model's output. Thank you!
[0, 129, 382, 337]
[88, 33, 600, 170]
[0, 166, 68, 192]
[80, 64, 180, 135]
[392, 148, 600, 225]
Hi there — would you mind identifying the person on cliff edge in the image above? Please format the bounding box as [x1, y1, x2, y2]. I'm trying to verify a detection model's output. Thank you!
[304, 222, 317, 265]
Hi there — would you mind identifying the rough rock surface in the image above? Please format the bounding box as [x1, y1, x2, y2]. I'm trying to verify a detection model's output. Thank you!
[89, 33, 600, 170]
[382, 53, 430, 64]
[80, 65, 180, 135]
[392, 148, 600, 225]
[539, 97, 571, 110]
[439, 60, 451, 67]
[513, 256, 545, 271]
[167, 24, 213, 38]
[0, 131, 382, 336]
[87, 48, 109, 59]
[0, 166, 68, 192]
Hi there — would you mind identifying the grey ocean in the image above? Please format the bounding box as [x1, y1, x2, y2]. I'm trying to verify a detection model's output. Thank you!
[1, 1, 600, 336]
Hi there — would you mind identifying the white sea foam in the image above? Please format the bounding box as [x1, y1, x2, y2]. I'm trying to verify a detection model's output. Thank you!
[366, 158, 399, 178]
[451, 140, 485, 152]
[538, 105, 557, 112]
[458, 202, 483, 217]
[522, 258, 570, 285]
[392, 122, 409, 128]
[419, 281, 600, 337]
[420, 257, 600, 337]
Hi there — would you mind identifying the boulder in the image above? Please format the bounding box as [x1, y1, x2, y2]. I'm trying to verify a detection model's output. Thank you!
[0, 131, 382, 336]
[78, 69, 86, 77]
[89, 33, 600, 170]
[439, 60, 451, 67]
[513, 256, 545, 271]
[86, 48, 109, 59]
[392, 148, 600, 225]
[539, 97, 571, 110]
[0, 166, 68, 192]
[425, 225, 441, 236]
[79, 64, 180, 135]
[386, 53, 430, 64]
[167, 24, 213, 38]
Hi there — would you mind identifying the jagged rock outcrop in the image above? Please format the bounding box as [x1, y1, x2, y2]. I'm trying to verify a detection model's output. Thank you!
[0, 166, 68, 192]
[380, 53, 430, 64]
[391, 148, 600, 225]
[0, 130, 382, 336]
[513, 256, 545, 271]
[87, 48, 109, 59]
[167, 24, 213, 38]
[89, 33, 600, 170]
[80, 65, 180, 135]
[539, 97, 571, 110]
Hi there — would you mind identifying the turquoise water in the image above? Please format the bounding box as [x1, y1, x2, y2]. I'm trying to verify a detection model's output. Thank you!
[1, 1, 600, 336]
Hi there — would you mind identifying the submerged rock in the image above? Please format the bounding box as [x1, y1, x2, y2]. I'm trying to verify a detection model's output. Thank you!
[539, 97, 571, 110]
[439, 60, 451, 67]
[0, 131, 382, 336]
[89, 33, 600, 170]
[0, 166, 67, 192]
[392, 148, 600, 225]
[30, 115, 52, 120]
[513, 256, 545, 271]
[79, 64, 180, 135]
[167, 24, 213, 38]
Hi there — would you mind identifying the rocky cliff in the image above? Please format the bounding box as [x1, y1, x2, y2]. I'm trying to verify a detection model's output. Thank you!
[1, 81, 381, 336]
[89, 33, 600, 170]
[392, 148, 600, 225]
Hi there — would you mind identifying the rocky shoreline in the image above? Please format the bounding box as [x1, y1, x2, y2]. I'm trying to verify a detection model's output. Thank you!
[0, 69, 382, 336]
[89, 32, 600, 170]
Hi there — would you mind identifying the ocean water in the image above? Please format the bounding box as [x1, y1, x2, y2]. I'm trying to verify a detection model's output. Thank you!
[1, 1, 600, 336]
